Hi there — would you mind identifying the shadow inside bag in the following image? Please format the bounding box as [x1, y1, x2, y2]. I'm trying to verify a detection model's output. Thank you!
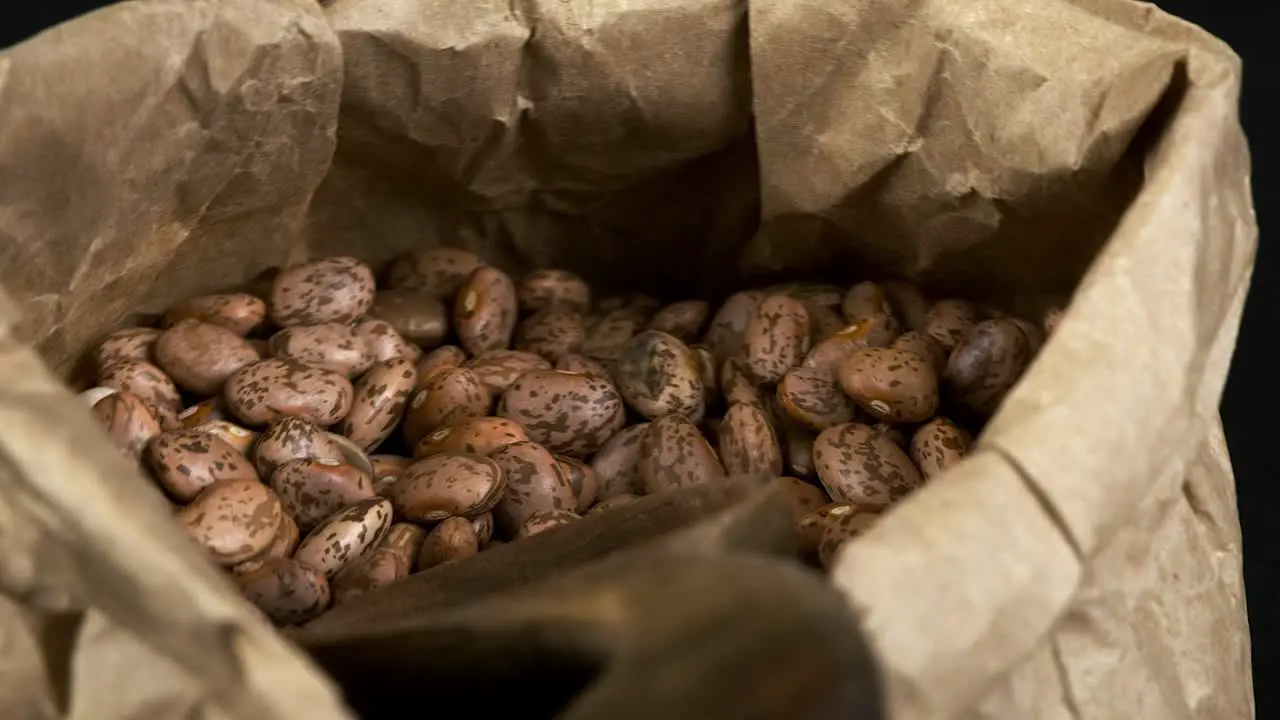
[292, 476, 885, 719]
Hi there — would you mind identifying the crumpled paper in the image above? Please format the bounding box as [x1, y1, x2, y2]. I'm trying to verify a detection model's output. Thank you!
[0, 0, 1254, 716]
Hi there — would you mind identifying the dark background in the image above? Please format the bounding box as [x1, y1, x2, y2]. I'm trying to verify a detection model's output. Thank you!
[1, 0, 1273, 714]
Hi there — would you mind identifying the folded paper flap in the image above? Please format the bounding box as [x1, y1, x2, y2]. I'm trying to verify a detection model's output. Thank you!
[832, 450, 1083, 718]
[0, 339, 352, 719]
[299, 475, 784, 641]
[957, 422, 1251, 720]
[978, 20, 1253, 557]
[0, 1, 352, 718]
[830, 5, 1254, 717]
[304, 553, 880, 720]
[0, 0, 343, 374]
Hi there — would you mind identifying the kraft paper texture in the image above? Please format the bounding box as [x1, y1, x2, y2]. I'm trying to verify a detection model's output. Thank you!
[0, 0, 1255, 717]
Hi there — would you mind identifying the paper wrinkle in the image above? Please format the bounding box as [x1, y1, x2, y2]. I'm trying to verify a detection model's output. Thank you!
[0, 0, 1255, 717]
[979, 37, 1253, 558]
[0, 0, 345, 376]
[832, 451, 1082, 719]
[962, 423, 1250, 720]
[0, 1, 354, 718]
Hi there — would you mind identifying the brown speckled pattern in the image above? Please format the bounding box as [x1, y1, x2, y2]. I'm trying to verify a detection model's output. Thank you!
[910, 417, 971, 479]
[554, 353, 611, 378]
[95, 327, 161, 371]
[252, 416, 345, 479]
[193, 420, 258, 455]
[890, 331, 947, 372]
[147, 429, 258, 503]
[369, 289, 448, 348]
[177, 479, 283, 566]
[720, 357, 762, 406]
[581, 307, 646, 361]
[777, 366, 856, 431]
[418, 345, 468, 377]
[648, 300, 709, 341]
[354, 318, 419, 364]
[923, 299, 978, 351]
[817, 505, 883, 569]
[491, 441, 576, 534]
[271, 458, 375, 534]
[155, 319, 261, 397]
[555, 454, 599, 513]
[268, 323, 374, 378]
[455, 267, 518, 355]
[338, 357, 417, 452]
[417, 516, 480, 571]
[589, 422, 649, 499]
[388, 454, 506, 522]
[838, 346, 939, 423]
[233, 511, 301, 576]
[881, 281, 931, 332]
[293, 496, 393, 579]
[261, 512, 301, 560]
[178, 397, 227, 429]
[813, 423, 922, 505]
[269, 257, 376, 328]
[499, 370, 625, 457]
[91, 392, 162, 460]
[702, 290, 765, 363]
[402, 367, 492, 445]
[236, 557, 331, 626]
[614, 330, 704, 421]
[943, 318, 1032, 417]
[515, 308, 586, 359]
[332, 547, 408, 606]
[369, 455, 413, 497]
[745, 295, 810, 384]
[224, 358, 354, 427]
[166, 293, 266, 337]
[374, 522, 427, 570]
[98, 359, 183, 429]
[717, 403, 783, 476]
[802, 316, 899, 379]
[688, 345, 718, 402]
[517, 269, 592, 314]
[518, 509, 582, 538]
[412, 417, 528, 460]
[467, 350, 552, 395]
[385, 247, 483, 295]
[640, 415, 726, 495]
[776, 476, 831, 522]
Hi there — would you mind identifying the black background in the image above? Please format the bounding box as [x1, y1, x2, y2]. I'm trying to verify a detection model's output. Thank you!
[2, 0, 1274, 714]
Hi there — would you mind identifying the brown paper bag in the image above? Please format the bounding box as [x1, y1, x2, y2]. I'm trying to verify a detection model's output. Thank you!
[0, 0, 1255, 716]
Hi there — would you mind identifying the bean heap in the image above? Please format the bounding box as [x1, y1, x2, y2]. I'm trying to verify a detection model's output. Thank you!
[83, 249, 1059, 626]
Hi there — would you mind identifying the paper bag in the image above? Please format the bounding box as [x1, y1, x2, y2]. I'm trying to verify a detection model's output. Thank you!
[0, 0, 1255, 716]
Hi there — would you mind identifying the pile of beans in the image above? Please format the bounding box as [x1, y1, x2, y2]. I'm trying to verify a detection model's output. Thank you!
[82, 248, 1059, 626]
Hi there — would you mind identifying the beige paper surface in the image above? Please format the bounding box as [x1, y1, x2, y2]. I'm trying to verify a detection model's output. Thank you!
[0, 0, 1254, 716]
